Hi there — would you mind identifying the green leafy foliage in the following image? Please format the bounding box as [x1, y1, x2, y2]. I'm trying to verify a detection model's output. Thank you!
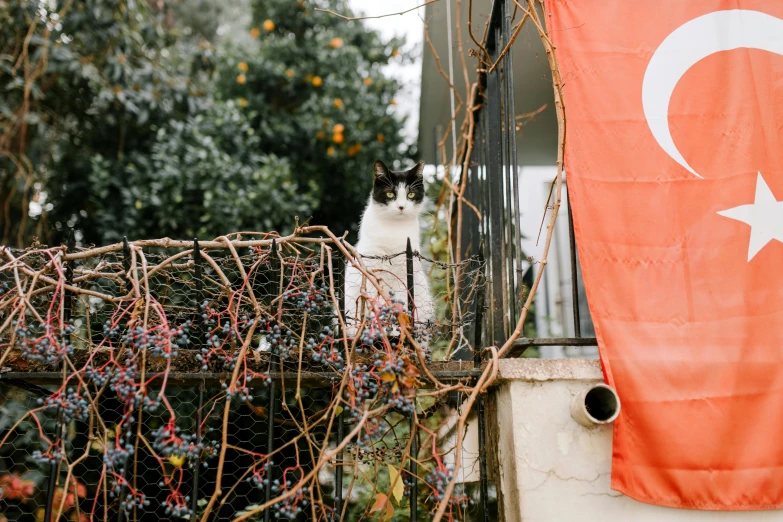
[223, 0, 413, 236]
[1, 0, 411, 246]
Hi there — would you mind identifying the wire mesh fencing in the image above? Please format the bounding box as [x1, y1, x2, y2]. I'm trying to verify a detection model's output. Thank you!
[0, 229, 493, 522]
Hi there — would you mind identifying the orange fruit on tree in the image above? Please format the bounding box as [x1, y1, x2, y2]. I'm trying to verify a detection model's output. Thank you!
[238, 98, 247, 108]
[311, 76, 323, 87]
[377, 133, 385, 142]
[237, 62, 248, 72]
[333, 123, 344, 133]
[285, 69, 295, 78]
[330, 37, 344, 49]
[333, 98, 344, 109]
[332, 133, 344, 144]
[250, 28, 261, 38]
[316, 130, 326, 140]
[327, 146, 335, 156]
[263, 19, 275, 31]
[363, 77, 373, 86]
[236, 74, 247, 84]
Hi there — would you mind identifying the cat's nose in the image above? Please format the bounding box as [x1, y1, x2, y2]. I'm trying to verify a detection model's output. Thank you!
[398, 205, 405, 212]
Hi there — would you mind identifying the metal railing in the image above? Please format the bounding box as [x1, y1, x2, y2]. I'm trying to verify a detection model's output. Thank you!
[0, 235, 490, 521]
[461, 0, 598, 358]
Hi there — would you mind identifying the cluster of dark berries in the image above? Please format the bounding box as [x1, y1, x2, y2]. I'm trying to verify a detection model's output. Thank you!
[271, 327, 299, 360]
[85, 363, 113, 387]
[102, 320, 121, 340]
[267, 478, 309, 520]
[116, 490, 148, 514]
[222, 382, 254, 402]
[142, 391, 163, 412]
[163, 493, 191, 518]
[309, 326, 344, 370]
[110, 359, 139, 405]
[386, 389, 414, 414]
[357, 322, 386, 352]
[150, 423, 216, 465]
[356, 418, 381, 452]
[196, 303, 259, 371]
[195, 301, 221, 369]
[282, 282, 332, 314]
[121, 323, 189, 361]
[350, 365, 379, 406]
[104, 427, 135, 475]
[14, 321, 74, 363]
[376, 356, 404, 379]
[38, 387, 90, 423]
[426, 466, 454, 503]
[248, 372, 273, 387]
[376, 356, 415, 412]
[31, 448, 61, 465]
[271, 492, 309, 519]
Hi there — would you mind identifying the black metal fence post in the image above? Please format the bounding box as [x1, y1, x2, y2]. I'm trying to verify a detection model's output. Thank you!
[333, 247, 346, 519]
[44, 231, 75, 522]
[473, 251, 489, 522]
[117, 237, 133, 522]
[486, 10, 508, 349]
[406, 238, 418, 522]
[264, 239, 280, 522]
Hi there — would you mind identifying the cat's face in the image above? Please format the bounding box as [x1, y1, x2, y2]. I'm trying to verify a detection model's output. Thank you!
[370, 160, 425, 219]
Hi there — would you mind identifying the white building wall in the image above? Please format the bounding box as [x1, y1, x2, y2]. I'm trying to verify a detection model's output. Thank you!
[493, 359, 781, 522]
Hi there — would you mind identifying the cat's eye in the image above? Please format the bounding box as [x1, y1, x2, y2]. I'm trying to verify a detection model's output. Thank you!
[407, 192, 416, 200]
[386, 192, 395, 199]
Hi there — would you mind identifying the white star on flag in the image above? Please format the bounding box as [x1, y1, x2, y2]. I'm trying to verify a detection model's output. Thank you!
[717, 172, 783, 261]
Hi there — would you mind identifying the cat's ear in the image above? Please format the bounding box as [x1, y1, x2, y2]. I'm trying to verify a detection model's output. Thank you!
[373, 160, 390, 179]
[410, 161, 425, 179]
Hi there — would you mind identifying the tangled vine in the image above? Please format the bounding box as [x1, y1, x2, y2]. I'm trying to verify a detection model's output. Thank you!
[0, 226, 491, 521]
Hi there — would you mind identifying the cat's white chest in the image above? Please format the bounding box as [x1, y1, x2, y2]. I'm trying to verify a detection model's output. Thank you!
[343, 202, 434, 333]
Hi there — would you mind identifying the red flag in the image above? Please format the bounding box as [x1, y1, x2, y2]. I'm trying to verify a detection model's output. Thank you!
[546, 0, 783, 510]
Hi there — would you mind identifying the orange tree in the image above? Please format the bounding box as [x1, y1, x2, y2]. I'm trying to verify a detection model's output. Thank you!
[1, 0, 410, 246]
[219, 0, 411, 237]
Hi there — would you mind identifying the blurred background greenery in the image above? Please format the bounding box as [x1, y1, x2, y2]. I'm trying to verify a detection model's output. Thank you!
[0, 0, 416, 247]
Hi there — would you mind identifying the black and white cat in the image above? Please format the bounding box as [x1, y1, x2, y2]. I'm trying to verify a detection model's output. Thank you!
[344, 160, 434, 335]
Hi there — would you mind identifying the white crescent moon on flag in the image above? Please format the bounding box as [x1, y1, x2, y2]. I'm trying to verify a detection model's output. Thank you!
[642, 10, 783, 179]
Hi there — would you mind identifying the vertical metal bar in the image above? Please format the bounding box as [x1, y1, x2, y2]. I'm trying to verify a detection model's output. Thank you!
[498, 0, 515, 328]
[472, 243, 489, 522]
[191, 380, 205, 518]
[194, 238, 204, 297]
[567, 191, 582, 337]
[476, 395, 489, 522]
[64, 229, 74, 324]
[501, 0, 523, 329]
[476, 114, 489, 348]
[43, 414, 63, 522]
[45, 230, 75, 522]
[406, 238, 418, 522]
[264, 239, 279, 522]
[406, 238, 416, 320]
[486, 32, 507, 347]
[334, 247, 345, 518]
[473, 245, 486, 368]
[122, 236, 131, 276]
[334, 410, 345, 519]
